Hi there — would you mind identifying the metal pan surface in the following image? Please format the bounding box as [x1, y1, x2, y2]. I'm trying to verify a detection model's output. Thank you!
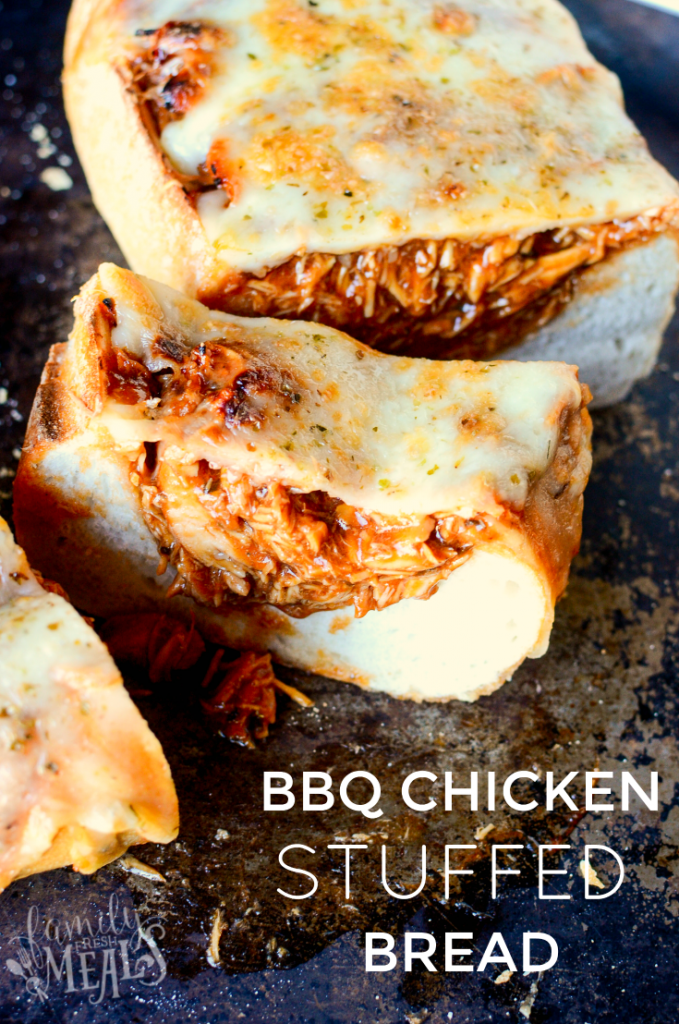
[1, 1, 679, 1020]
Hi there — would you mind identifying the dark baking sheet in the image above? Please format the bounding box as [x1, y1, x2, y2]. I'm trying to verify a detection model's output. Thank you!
[2, 1, 679, 1021]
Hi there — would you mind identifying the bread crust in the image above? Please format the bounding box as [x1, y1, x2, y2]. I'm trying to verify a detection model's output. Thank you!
[506, 233, 679, 407]
[64, 9, 217, 294]
[64, 0, 114, 67]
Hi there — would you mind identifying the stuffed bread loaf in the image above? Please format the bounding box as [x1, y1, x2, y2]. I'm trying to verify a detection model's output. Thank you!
[63, 0, 679, 405]
[14, 264, 592, 702]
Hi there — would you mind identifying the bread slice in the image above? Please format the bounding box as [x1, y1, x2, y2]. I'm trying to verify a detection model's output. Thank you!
[0, 516, 177, 893]
[63, 0, 679, 405]
[14, 263, 592, 702]
[506, 234, 679, 406]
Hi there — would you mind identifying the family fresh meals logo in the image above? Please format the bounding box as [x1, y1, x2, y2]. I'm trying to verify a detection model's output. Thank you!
[4, 897, 167, 1004]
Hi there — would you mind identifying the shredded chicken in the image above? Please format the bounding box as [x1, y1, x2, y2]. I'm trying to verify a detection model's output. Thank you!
[104, 337, 488, 617]
[139, 450, 482, 618]
[201, 651, 310, 747]
[98, 613, 311, 744]
[99, 613, 205, 682]
[130, 22, 227, 134]
[205, 211, 678, 356]
[31, 569, 70, 602]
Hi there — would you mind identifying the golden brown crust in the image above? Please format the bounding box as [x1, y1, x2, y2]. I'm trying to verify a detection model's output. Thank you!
[21, 274, 116, 463]
[519, 399, 592, 602]
[63, 24, 218, 294]
[22, 273, 132, 459]
[64, 0, 113, 68]
[14, 374, 95, 562]
[12, 826, 138, 884]
[22, 343, 73, 451]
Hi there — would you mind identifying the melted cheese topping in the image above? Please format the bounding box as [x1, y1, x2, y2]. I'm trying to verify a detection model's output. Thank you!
[98, 264, 586, 518]
[0, 519, 43, 605]
[119, 0, 679, 272]
[0, 518, 177, 888]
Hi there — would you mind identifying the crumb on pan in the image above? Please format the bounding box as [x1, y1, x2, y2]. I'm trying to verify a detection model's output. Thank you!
[207, 908, 225, 967]
[117, 854, 166, 882]
[39, 167, 73, 191]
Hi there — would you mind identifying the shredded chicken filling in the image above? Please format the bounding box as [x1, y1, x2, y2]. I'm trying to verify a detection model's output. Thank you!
[204, 217, 676, 357]
[137, 453, 484, 618]
[104, 335, 487, 618]
[131, 22, 678, 358]
[131, 21, 227, 134]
